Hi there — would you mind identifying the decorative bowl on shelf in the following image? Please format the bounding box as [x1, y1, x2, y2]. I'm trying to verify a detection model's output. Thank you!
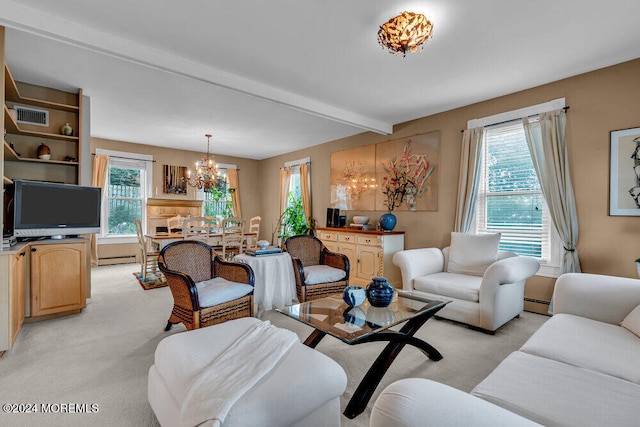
[257, 240, 270, 249]
[352, 216, 369, 225]
[38, 154, 51, 160]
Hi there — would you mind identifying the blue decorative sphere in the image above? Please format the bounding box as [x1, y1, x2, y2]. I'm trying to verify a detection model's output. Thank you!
[379, 213, 397, 231]
[366, 277, 394, 307]
[343, 286, 367, 307]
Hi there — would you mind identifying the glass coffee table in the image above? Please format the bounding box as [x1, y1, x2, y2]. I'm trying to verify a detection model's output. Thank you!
[276, 290, 449, 419]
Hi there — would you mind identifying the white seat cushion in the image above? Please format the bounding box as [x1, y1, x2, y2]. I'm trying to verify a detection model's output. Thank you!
[520, 313, 640, 384]
[151, 317, 347, 427]
[471, 351, 640, 427]
[447, 232, 500, 276]
[303, 265, 346, 285]
[413, 272, 482, 302]
[195, 277, 253, 307]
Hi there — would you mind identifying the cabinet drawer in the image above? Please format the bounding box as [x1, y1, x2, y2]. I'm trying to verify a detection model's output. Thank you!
[357, 235, 382, 247]
[337, 233, 357, 244]
[318, 230, 338, 241]
[148, 206, 201, 217]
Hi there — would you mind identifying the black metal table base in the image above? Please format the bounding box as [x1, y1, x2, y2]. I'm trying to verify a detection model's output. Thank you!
[302, 305, 445, 419]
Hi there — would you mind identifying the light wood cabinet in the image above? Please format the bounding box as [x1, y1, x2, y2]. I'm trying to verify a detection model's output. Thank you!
[0, 242, 28, 354]
[316, 227, 405, 288]
[10, 248, 26, 345]
[30, 241, 86, 317]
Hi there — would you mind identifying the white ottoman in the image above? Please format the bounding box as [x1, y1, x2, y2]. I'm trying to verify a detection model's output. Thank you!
[148, 317, 347, 427]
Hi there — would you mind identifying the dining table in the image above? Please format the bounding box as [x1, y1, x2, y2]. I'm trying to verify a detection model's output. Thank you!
[146, 231, 258, 250]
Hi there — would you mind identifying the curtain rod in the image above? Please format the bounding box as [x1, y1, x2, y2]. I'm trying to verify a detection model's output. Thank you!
[460, 106, 570, 133]
[280, 161, 311, 170]
[91, 153, 156, 162]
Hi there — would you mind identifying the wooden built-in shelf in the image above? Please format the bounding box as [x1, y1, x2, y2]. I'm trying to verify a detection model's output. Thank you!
[4, 65, 79, 113]
[3, 176, 12, 185]
[4, 105, 79, 142]
[3, 140, 78, 166]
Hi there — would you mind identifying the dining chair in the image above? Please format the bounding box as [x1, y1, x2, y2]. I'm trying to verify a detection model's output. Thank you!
[222, 232, 244, 260]
[134, 218, 164, 282]
[247, 215, 261, 248]
[182, 216, 215, 242]
[222, 217, 245, 259]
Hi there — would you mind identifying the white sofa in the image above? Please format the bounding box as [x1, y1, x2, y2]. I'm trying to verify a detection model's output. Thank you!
[392, 236, 540, 332]
[371, 273, 640, 427]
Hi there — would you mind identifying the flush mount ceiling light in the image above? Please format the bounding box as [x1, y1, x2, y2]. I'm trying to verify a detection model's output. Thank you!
[377, 11, 434, 57]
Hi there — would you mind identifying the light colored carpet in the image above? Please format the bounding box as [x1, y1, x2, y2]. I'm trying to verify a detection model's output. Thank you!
[0, 263, 547, 427]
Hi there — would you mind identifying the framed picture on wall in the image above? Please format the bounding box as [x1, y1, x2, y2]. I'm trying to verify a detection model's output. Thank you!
[163, 164, 188, 194]
[609, 126, 640, 216]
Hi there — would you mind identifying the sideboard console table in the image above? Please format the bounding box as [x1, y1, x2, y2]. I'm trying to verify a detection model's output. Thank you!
[315, 227, 405, 288]
[146, 198, 203, 234]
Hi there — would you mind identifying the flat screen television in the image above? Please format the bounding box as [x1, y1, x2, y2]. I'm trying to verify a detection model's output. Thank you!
[11, 180, 102, 239]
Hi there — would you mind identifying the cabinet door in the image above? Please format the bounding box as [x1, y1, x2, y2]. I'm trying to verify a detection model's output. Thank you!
[10, 250, 27, 345]
[30, 242, 87, 316]
[337, 242, 357, 273]
[357, 245, 382, 280]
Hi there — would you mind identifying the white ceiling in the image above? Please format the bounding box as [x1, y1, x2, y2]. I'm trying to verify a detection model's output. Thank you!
[2, 1, 640, 160]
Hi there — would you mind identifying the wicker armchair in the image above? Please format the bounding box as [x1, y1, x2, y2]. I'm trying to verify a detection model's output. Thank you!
[285, 235, 350, 302]
[158, 240, 255, 331]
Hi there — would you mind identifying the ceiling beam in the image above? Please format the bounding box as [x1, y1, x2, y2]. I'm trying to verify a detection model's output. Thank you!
[0, 1, 393, 135]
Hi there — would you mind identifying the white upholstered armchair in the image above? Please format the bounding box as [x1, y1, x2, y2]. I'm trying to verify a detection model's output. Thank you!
[393, 233, 540, 332]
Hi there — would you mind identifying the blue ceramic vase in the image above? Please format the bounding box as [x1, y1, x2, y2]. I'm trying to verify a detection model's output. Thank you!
[379, 212, 396, 232]
[366, 277, 394, 307]
[343, 286, 367, 307]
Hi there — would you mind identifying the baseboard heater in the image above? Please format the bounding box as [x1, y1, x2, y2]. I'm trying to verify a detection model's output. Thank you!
[524, 297, 550, 305]
[98, 255, 137, 266]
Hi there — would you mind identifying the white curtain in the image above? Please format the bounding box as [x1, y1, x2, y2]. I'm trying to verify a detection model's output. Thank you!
[523, 110, 581, 274]
[454, 127, 484, 233]
[90, 154, 110, 267]
[227, 169, 242, 218]
[279, 166, 292, 215]
[299, 162, 311, 225]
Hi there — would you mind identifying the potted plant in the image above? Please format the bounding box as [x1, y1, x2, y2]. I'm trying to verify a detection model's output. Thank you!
[271, 192, 315, 245]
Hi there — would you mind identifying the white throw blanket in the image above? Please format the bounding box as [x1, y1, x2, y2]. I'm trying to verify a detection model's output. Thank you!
[180, 320, 299, 427]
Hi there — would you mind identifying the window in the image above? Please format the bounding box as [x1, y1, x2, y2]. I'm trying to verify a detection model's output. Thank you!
[97, 149, 152, 240]
[284, 157, 308, 208]
[280, 158, 309, 239]
[474, 120, 560, 276]
[288, 168, 302, 207]
[199, 166, 234, 217]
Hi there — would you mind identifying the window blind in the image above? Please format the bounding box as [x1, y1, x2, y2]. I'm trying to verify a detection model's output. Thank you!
[476, 121, 552, 261]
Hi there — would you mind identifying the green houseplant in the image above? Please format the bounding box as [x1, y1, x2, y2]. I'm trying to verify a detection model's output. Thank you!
[272, 192, 315, 245]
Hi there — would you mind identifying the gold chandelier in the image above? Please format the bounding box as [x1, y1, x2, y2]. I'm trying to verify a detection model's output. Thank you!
[183, 134, 227, 192]
[377, 11, 434, 57]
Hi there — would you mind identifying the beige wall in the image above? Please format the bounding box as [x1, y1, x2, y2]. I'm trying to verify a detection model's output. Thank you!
[260, 58, 640, 305]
